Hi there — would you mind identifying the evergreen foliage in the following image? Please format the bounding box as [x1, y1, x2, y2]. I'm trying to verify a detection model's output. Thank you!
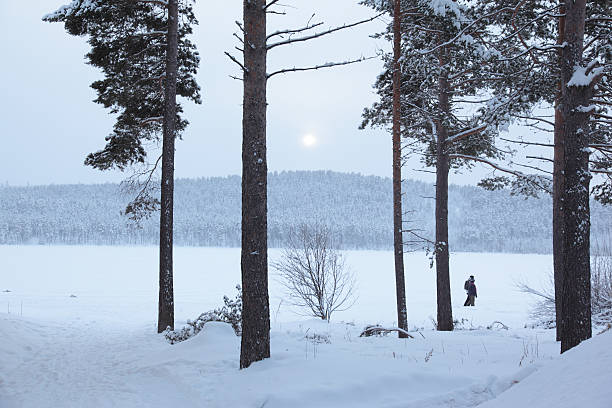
[164, 285, 242, 344]
[43, 0, 201, 212]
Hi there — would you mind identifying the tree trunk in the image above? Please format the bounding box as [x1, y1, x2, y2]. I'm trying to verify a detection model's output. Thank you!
[157, 0, 179, 334]
[435, 50, 453, 332]
[392, 0, 409, 338]
[559, 0, 592, 353]
[552, 2, 565, 343]
[240, 0, 271, 369]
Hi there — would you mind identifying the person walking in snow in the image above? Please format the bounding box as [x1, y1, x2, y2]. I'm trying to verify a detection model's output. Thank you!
[466, 276, 477, 306]
[463, 275, 473, 306]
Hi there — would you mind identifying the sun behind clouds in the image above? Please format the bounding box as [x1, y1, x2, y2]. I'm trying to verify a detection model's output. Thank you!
[302, 134, 317, 148]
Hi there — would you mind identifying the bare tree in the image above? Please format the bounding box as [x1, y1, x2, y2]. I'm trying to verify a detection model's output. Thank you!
[272, 225, 356, 321]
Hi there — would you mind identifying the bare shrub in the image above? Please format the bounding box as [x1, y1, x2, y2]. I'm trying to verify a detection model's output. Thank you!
[518, 244, 612, 328]
[272, 224, 356, 321]
[591, 255, 612, 325]
[516, 274, 557, 329]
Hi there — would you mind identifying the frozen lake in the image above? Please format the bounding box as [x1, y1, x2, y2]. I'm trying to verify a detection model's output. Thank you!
[0, 245, 552, 329]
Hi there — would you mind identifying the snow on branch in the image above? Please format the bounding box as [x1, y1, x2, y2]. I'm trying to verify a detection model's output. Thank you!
[267, 13, 384, 51]
[43, 0, 167, 21]
[568, 62, 606, 88]
[129, 30, 167, 38]
[43, 0, 101, 21]
[450, 154, 552, 193]
[445, 125, 487, 145]
[225, 52, 248, 73]
[266, 20, 325, 42]
[267, 56, 376, 79]
[416, 6, 513, 57]
[135, 0, 168, 7]
[139, 116, 164, 125]
[359, 325, 415, 338]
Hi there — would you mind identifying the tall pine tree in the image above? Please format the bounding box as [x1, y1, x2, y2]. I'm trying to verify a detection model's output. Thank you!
[44, 0, 201, 332]
[361, 0, 515, 331]
[483, 0, 611, 351]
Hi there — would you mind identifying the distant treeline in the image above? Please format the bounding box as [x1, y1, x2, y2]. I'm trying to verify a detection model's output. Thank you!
[1, 171, 611, 253]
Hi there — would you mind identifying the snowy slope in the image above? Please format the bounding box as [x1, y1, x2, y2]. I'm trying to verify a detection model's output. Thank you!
[479, 330, 612, 408]
[0, 314, 558, 408]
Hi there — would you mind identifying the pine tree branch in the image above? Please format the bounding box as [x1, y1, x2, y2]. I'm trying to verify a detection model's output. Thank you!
[450, 154, 551, 193]
[445, 125, 487, 145]
[514, 162, 552, 175]
[224, 52, 247, 73]
[129, 30, 167, 38]
[267, 56, 375, 79]
[264, 0, 282, 11]
[135, 0, 168, 7]
[417, 6, 514, 56]
[526, 156, 554, 163]
[266, 20, 324, 41]
[500, 137, 554, 147]
[267, 13, 384, 51]
[511, 0, 539, 64]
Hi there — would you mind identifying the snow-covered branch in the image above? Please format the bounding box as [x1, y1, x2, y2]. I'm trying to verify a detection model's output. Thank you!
[267, 56, 375, 79]
[359, 325, 415, 338]
[266, 21, 325, 42]
[450, 154, 551, 193]
[225, 52, 248, 73]
[445, 125, 487, 145]
[267, 13, 384, 51]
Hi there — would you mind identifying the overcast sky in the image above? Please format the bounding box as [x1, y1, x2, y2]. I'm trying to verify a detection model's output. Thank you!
[1, 1, 540, 187]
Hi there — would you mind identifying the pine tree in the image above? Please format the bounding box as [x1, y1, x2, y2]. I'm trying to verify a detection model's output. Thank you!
[391, 0, 409, 338]
[44, 0, 201, 332]
[483, 0, 610, 351]
[239, 0, 271, 369]
[231, 1, 381, 367]
[361, 0, 514, 331]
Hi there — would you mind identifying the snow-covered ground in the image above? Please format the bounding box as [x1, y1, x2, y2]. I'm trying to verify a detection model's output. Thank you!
[0, 246, 610, 407]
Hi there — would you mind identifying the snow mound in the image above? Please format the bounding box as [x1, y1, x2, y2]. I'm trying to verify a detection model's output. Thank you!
[177, 321, 238, 348]
[479, 331, 612, 408]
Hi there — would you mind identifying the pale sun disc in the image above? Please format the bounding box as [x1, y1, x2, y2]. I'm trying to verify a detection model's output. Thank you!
[302, 134, 317, 147]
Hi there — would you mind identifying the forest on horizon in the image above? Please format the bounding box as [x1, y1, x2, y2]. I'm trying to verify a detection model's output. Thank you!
[3, 170, 611, 254]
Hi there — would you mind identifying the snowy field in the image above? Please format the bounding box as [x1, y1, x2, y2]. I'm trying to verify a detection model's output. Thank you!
[0, 246, 610, 407]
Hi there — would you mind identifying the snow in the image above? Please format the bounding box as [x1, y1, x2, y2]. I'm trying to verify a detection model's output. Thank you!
[567, 63, 604, 88]
[427, 0, 463, 19]
[0, 245, 610, 407]
[42, 0, 101, 21]
[478, 330, 612, 408]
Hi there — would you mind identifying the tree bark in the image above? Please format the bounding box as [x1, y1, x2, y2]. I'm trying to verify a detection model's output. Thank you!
[240, 0, 271, 369]
[157, 0, 179, 333]
[559, 0, 592, 353]
[435, 49, 453, 332]
[552, 2, 565, 343]
[392, 0, 409, 338]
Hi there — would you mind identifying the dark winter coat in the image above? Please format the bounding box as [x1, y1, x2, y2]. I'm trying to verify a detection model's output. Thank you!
[468, 282, 477, 297]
